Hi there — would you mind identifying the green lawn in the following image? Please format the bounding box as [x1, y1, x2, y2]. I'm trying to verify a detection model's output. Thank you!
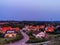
[26, 33, 60, 44]
[37, 34, 60, 45]
[26, 34, 48, 43]
[0, 33, 23, 45]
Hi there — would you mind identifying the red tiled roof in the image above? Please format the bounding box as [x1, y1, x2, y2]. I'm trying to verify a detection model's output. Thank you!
[46, 27, 54, 32]
[1, 27, 20, 33]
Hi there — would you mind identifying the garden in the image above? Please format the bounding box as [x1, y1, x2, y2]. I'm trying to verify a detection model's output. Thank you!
[26, 30, 60, 45]
[26, 30, 49, 43]
[0, 32, 23, 45]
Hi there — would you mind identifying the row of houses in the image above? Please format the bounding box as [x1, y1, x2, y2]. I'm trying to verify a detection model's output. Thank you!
[22, 24, 60, 38]
[22, 24, 57, 32]
[0, 24, 60, 33]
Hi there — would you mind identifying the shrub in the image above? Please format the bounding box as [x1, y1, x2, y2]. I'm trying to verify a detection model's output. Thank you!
[29, 35, 35, 39]
[0, 32, 3, 38]
[26, 38, 47, 43]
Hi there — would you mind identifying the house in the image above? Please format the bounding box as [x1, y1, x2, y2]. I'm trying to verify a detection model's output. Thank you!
[1, 26, 20, 33]
[33, 31, 45, 38]
[1, 26, 12, 33]
[39, 25, 45, 29]
[4, 30, 17, 38]
[45, 26, 54, 32]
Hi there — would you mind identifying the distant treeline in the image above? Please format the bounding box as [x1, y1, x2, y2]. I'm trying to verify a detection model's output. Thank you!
[0, 21, 60, 25]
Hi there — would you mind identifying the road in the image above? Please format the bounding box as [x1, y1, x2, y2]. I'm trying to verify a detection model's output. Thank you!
[6, 30, 33, 45]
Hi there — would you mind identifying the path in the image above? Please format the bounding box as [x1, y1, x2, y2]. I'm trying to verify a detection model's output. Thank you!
[6, 30, 33, 45]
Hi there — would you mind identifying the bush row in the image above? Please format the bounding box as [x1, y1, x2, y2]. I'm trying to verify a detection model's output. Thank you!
[26, 38, 47, 43]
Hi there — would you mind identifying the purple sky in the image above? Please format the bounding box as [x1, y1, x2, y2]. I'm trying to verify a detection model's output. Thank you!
[0, 0, 60, 21]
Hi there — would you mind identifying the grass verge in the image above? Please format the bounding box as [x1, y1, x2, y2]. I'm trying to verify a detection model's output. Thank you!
[0, 33, 23, 45]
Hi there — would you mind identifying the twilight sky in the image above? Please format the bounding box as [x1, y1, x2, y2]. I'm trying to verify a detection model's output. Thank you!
[0, 0, 60, 21]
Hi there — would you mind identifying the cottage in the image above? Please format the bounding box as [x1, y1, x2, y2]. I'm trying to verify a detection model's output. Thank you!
[1, 27, 20, 33]
[36, 31, 45, 38]
[4, 30, 17, 38]
[45, 26, 54, 32]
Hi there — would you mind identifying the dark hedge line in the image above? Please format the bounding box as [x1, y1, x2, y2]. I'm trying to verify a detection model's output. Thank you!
[26, 38, 47, 43]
